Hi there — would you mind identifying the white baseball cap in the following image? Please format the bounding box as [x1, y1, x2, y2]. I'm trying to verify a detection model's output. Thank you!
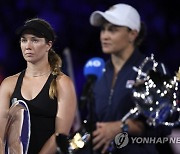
[90, 3, 141, 32]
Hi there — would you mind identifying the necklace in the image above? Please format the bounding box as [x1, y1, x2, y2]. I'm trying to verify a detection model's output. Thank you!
[26, 70, 51, 77]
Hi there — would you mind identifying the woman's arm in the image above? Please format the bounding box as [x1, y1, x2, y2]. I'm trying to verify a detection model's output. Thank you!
[0, 76, 18, 153]
[0, 78, 10, 152]
[40, 74, 77, 154]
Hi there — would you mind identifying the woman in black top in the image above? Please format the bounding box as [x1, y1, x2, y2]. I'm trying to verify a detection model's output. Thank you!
[0, 18, 77, 154]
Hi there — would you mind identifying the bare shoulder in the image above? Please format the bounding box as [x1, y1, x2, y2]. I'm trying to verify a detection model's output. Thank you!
[1, 73, 20, 86]
[56, 73, 77, 106]
[0, 73, 20, 94]
[56, 72, 74, 87]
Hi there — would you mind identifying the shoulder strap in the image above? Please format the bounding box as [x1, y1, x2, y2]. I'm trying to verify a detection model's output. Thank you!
[14, 70, 25, 92]
[10, 70, 26, 103]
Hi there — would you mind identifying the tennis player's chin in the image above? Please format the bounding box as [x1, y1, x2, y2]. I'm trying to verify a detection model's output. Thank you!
[102, 49, 112, 54]
[102, 46, 112, 53]
[24, 57, 36, 63]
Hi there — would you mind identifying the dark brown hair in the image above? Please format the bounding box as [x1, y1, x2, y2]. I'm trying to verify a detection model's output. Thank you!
[134, 22, 147, 47]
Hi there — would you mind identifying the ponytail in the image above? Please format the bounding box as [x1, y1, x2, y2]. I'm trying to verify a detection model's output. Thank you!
[48, 49, 62, 99]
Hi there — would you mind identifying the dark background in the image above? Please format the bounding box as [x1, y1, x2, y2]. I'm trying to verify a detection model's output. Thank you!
[0, 0, 179, 153]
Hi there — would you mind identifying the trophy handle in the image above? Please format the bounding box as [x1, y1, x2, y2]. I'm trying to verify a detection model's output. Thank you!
[134, 54, 159, 81]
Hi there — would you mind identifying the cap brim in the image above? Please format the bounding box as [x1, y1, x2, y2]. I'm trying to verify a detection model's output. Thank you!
[90, 11, 136, 29]
[90, 11, 119, 27]
[16, 25, 39, 36]
[90, 11, 106, 26]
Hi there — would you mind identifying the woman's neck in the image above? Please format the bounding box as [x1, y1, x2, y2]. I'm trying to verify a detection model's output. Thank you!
[26, 63, 51, 77]
[25, 69, 51, 77]
[111, 47, 134, 74]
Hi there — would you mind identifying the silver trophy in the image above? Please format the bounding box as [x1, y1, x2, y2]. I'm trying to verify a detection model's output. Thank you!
[122, 54, 180, 127]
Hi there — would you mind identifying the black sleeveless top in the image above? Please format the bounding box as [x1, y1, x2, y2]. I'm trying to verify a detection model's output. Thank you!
[10, 70, 58, 154]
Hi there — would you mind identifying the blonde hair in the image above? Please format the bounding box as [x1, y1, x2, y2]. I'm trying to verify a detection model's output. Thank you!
[48, 49, 62, 99]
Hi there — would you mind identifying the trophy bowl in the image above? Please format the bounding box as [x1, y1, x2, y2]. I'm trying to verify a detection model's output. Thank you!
[132, 70, 179, 126]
